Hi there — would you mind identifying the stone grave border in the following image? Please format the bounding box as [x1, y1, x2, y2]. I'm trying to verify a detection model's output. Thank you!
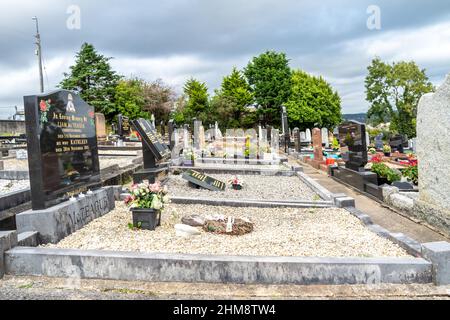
[3, 246, 432, 285]
[169, 166, 339, 208]
[1, 167, 450, 285]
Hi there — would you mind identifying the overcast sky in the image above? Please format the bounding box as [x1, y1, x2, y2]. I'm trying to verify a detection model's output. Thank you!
[1, 0, 450, 118]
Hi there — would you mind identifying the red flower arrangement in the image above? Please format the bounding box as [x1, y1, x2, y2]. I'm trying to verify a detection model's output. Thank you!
[88, 111, 95, 119]
[370, 154, 383, 163]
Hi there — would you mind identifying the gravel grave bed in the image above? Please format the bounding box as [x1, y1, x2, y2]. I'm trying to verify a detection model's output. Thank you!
[46, 202, 410, 258]
[2, 157, 137, 171]
[0, 179, 29, 193]
[167, 174, 319, 201]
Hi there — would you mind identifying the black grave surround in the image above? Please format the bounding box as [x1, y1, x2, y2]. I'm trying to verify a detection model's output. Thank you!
[131, 118, 171, 184]
[24, 90, 101, 210]
[329, 166, 383, 200]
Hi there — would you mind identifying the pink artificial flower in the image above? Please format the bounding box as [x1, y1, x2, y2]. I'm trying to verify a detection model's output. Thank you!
[149, 182, 161, 193]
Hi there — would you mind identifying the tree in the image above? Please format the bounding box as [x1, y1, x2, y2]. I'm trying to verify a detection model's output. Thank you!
[59, 43, 121, 121]
[114, 78, 148, 120]
[365, 57, 434, 138]
[210, 67, 254, 128]
[244, 51, 292, 126]
[285, 70, 342, 130]
[182, 78, 210, 124]
[142, 79, 177, 122]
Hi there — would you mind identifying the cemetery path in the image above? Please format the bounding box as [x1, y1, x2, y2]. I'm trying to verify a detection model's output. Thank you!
[0, 276, 449, 300]
[299, 163, 449, 243]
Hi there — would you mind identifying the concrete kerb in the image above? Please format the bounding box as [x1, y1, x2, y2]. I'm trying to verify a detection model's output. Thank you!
[0, 188, 31, 217]
[0, 230, 17, 279]
[5, 247, 432, 285]
[297, 171, 344, 203]
[343, 207, 423, 258]
[170, 196, 334, 208]
[421, 242, 450, 286]
[0, 171, 29, 180]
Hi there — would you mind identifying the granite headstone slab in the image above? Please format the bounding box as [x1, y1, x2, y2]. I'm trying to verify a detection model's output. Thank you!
[338, 121, 368, 171]
[24, 90, 101, 210]
[182, 169, 226, 191]
[132, 118, 171, 161]
[118, 114, 131, 137]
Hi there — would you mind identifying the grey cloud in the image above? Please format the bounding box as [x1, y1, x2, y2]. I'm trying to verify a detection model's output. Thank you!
[1, 0, 450, 117]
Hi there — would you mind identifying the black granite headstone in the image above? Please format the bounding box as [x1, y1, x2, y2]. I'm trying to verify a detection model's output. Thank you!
[168, 119, 176, 150]
[338, 121, 368, 172]
[24, 90, 101, 210]
[182, 169, 226, 191]
[131, 118, 171, 184]
[390, 134, 407, 153]
[118, 114, 131, 138]
[132, 118, 171, 163]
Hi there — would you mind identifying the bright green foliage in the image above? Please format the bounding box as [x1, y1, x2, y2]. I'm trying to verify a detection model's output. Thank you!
[244, 51, 292, 126]
[371, 163, 401, 183]
[402, 164, 418, 185]
[182, 78, 210, 124]
[365, 57, 434, 138]
[285, 70, 342, 130]
[59, 43, 121, 121]
[114, 78, 149, 120]
[210, 68, 254, 128]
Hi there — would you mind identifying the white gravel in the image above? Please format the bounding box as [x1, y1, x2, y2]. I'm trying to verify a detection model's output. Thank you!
[0, 179, 29, 193]
[167, 174, 319, 201]
[2, 157, 137, 171]
[46, 202, 410, 258]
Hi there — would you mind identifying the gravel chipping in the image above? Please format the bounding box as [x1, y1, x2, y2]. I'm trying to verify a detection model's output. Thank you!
[3, 157, 137, 171]
[0, 179, 29, 193]
[166, 174, 319, 201]
[46, 202, 410, 258]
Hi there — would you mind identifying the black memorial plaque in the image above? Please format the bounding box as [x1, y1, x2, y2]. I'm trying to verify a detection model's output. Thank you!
[182, 169, 226, 192]
[338, 121, 368, 172]
[24, 90, 101, 210]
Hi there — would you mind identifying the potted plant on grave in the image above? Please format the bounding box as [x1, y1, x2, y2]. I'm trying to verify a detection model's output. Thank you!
[125, 181, 170, 231]
[402, 163, 419, 185]
[228, 176, 244, 190]
[383, 144, 392, 157]
[371, 163, 401, 185]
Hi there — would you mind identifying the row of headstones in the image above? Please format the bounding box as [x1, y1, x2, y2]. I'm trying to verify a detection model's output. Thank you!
[171, 125, 281, 158]
[291, 127, 339, 151]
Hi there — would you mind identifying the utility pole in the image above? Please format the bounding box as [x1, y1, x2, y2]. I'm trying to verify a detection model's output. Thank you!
[32, 16, 44, 93]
